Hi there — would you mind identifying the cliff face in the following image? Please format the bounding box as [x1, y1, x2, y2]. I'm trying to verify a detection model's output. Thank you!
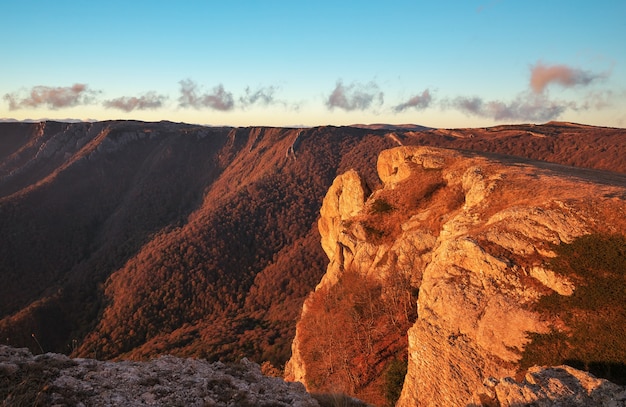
[287, 146, 626, 405]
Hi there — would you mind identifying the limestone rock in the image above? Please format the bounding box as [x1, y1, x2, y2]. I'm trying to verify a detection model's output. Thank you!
[318, 169, 367, 263]
[377, 146, 446, 185]
[288, 146, 626, 406]
[529, 265, 575, 296]
[479, 365, 626, 407]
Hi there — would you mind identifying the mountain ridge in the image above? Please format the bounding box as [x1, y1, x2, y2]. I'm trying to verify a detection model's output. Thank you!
[0, 121, 397, 367]
[0, 120, 624, 377]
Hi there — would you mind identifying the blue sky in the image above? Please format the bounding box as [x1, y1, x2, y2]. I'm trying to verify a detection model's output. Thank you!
[1, 1, 625, 128]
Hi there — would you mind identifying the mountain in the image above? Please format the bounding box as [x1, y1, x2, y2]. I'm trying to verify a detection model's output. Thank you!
[0, 121, 398, 367]
[349, 123, 432, 131]
[0, 120, 624, 383]
[286, 146, 626, 405]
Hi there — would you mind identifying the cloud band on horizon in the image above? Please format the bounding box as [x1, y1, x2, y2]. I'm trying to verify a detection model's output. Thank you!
[3, 84, 98, 110]
[326, 80, 384, 111]
[1, 63, 617, 125]
[178, 79, 234, 111]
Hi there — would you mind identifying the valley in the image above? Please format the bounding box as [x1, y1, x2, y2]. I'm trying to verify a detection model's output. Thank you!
[0, 120, 625, 405]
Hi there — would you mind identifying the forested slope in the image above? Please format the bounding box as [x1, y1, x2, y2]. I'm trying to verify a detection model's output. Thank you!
[0, 120, 623, 370]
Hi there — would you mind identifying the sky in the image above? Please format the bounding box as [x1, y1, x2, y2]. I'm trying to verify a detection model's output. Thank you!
[1, 1, 625, 128]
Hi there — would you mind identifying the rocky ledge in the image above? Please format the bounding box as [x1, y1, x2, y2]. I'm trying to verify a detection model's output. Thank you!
[0, 345, 319, 406]
[287, 146, 626, 406]
[480, 365, 626, 407]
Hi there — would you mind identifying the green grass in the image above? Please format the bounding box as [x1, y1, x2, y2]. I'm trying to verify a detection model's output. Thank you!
[383, 358, 408, 407]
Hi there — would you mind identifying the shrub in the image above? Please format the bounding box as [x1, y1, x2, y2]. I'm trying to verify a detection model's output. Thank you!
[370, 199, 395, 214]
[383, 357, 408, 407]
[311, 392, 370, 407]
[298, 269, 414, 405]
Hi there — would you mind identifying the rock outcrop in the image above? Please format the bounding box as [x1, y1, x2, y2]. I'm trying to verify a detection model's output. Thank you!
[479, 365, 626, 406]
[0, 345, 319, 406]
[287, 146, 626, 406]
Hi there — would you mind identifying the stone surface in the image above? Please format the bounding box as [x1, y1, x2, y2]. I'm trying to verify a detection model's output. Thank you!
[479, 365, 626, 407]
[287, 146, 626, 406]
[318, 169, 367, 265]
[0, 345, 319, 407]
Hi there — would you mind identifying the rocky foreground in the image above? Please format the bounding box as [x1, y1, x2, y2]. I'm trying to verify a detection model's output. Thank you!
[0, 345, 319, 406]
[2, 345, 626, 406]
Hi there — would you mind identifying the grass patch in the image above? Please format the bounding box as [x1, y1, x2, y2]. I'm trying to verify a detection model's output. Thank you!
[362, 224, 386, 240]
[370, 199, 395, 214]
[521, 233, 626, 384]
[0, 354, 78, 406]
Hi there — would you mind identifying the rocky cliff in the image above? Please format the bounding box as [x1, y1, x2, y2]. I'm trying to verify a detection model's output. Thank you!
[287, 146, 626, 406]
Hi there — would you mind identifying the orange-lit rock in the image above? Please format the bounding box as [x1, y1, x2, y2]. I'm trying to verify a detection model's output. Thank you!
[288, 146, 626, 406]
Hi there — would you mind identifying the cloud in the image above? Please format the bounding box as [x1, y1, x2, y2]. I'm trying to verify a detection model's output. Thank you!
[178, 79, 234, 111]
[103, 92, 167, 112]
[452, 96, 483, 115]
[530, 62, 606, 93]
[393, 89, 432, 112]
[239, 86, 277, 107]
[326, 80, 383, 111]
[450, 91, 571, 122]
[577, 89, 622, 111]
[3, 84, 98, 110]
[239, 86, 302, 111]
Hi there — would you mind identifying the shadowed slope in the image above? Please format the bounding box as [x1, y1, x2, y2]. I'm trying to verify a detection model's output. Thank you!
[0, 122, 396, 365]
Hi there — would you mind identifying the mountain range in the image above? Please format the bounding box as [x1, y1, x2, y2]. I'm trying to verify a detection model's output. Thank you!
[0, 120, 625, 405]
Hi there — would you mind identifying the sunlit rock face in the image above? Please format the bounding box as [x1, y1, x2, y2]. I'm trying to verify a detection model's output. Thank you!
[287, 146, 626, 406]
[317, 168, 368, 284]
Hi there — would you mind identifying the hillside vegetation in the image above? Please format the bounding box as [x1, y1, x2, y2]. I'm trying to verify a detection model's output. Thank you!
[0, 120, 624, 374]
[522, 233, 626, 384]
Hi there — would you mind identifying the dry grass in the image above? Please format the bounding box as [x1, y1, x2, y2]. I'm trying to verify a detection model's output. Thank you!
[0, 355, 77, 406]
[354, 166, 465, 244]
[311, 392, 371, 407]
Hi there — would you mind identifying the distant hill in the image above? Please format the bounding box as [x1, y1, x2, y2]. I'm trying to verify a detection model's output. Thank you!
[349, 123, 432, 131]
[0, 120, 624, 371]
